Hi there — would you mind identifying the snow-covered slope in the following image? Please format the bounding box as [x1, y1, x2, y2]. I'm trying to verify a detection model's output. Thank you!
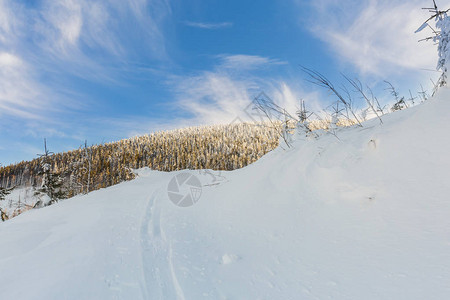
[1, 90, 450, 299]
[0, 187, 40, 219]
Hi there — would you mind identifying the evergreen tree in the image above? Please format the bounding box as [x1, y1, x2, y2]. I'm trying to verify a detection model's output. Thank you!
[0, 186, 14, 201]
[0, 175, 13, 221]
[34, 139, 67, 207]
[416, 1, 450, 87]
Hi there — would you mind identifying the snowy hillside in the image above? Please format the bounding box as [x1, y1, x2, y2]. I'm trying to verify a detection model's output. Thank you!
[0, 187, 35, 218]
[1, 89, 450, 299]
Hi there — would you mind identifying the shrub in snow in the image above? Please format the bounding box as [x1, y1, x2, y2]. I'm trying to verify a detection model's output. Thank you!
[384, 81, 408, 112]
[296, 100, 313, 137]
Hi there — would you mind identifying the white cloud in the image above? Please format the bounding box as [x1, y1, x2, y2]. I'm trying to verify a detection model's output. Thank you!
[0, 0, 170, 122]
[303, 0, 450, 78]
[172, 55, 317, 125]
[41, 0, 83, 51]
[184, 21, 233, 29]
[0, 52, 47, 119]
[218, 54, 286, 70]
[0, 52, 21, 67]
[0, 0, 17, 44]
[34, 0, 169, 72]
[175, 72, 254, 124]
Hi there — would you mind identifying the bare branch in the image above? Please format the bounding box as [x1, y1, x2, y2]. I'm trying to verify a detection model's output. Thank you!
[344, 75, 383, 124]
[301, 66, 363, 127]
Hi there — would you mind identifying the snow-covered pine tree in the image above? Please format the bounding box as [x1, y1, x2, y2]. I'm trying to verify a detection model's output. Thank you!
[0, 162, 14, 202]
[0, 186, 14, 201]
[34, 139, 67, 207]
[0, 176, 14, 221]
[416, 1, 450, 87]
[435, 11, 450, 87]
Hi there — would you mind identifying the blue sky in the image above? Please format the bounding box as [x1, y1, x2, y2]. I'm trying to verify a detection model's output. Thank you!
[0, 0, 447, 165]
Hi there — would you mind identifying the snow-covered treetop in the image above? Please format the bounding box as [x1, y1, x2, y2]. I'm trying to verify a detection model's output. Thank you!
[416, 1, 450, 87]
[435, 14, 450, 85]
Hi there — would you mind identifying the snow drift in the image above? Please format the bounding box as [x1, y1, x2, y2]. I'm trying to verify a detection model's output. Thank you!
[1, 89, 450, 299]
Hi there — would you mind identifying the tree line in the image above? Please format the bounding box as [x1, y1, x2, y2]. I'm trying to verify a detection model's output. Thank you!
[0, 122, 281, 199]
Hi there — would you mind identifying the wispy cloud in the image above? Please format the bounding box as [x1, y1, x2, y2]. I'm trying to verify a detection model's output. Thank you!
[218, 54, 286, 70]
[0, 0, 19, 45]
[299, 0, 449, 79]
[184, 21, 233, 29]
[0, 0, 173, 166]
[0, 52, 54, 120]
[0, 0, 170, 120]
[171, 54, 316, 125]
[33, 0, 171, 79]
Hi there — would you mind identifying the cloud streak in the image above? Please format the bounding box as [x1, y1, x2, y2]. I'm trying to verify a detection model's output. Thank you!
[218, 54, 286, 70]
[301, 0, 450, 79]
[184, 21, 233, 29]
[0, 0, 174, 166]
[33, 0, 171, 79]
[172, 54, 317, 125]
[0, 0, 171, 121]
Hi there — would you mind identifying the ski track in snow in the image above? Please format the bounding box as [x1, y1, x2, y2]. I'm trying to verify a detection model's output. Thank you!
[140, 189, 185, 300]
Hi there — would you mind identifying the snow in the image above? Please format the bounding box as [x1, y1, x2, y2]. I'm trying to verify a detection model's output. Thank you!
[220, 254, 240, 265]
[0, 186, 38, 218]
[1, 89, 450, 299]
